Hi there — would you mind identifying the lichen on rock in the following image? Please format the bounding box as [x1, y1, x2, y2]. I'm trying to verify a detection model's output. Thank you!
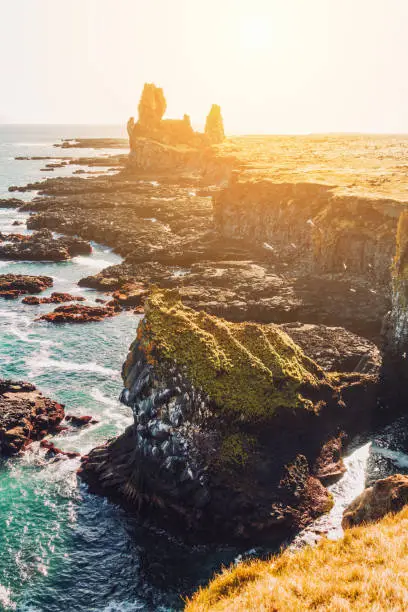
[135, 287, 332, 421]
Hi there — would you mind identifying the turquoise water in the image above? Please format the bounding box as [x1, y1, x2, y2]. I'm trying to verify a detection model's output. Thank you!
[0, 127, 238, 611]
[5, 126, 408, 611]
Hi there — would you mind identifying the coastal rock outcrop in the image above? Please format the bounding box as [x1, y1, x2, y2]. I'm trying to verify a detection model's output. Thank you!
[0, 228, 91, 261]
[342, 474, 408, 528]
[22, 292, 86, 305]
[0, 380, 64, 455]
[127, 83, 225, 162]
[0, 274, 53, 299]
[80, 288, 380, 542]
[38, 303, 118, 324]
[205, 104, 225, 144]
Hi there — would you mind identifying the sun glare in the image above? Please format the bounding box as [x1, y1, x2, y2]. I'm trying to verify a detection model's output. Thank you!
[239, 16, 273, 50]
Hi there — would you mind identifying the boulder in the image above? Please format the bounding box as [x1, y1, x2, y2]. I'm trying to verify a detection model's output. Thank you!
[0, 274, 53, 297]
[38, 303, 118, 323]
[342, 474, 408, 529]
[0, 380, 64, 455]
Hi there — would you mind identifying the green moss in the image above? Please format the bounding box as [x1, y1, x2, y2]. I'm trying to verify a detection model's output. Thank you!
[217, 434, 254, 469]
[138, 288, 332, 420]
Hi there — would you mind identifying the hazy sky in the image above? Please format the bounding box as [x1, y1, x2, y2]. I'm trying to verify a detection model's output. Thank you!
[0, 0, 407, 133]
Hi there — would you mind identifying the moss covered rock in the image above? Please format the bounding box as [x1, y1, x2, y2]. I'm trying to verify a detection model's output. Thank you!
[81, 289, 380, 543]
[133, 287, 333, 420]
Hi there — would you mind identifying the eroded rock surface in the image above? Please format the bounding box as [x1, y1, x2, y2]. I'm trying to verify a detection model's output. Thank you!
[22, 292, 86, 305]
[0, 274, 53, 299]
[342, 474, 408, 528]
[38, 303, 118, 324]
[205, 104, 225, 144]
[79, 289, 380, 542]
[0, 380, 64, 455]
[0, 228, 91, 261]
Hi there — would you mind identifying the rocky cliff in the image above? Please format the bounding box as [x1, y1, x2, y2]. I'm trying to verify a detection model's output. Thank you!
[214, 179, 401, 285]
[80, 288, 380, 542]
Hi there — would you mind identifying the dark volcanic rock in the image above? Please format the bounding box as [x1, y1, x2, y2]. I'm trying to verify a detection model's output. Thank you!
[79, 289, 380, 543]
[0, 274, 53, 298]
[38, 303, 118, 323]
[0, 229, 91, 261]
[13, 166, 400, 341]
[0, 198, 25, 208]
[0, 380, 65, 455]
[65, 414, 97, 426]
[22, 292, 86, 305]
[40, 439, 80, 459]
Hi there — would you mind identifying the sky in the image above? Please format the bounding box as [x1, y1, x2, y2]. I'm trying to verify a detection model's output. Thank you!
[0, 0, 407, 134]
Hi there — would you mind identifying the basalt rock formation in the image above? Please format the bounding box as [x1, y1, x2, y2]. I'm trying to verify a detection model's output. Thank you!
[0, 228, 91, 261]
[342, 474, 408, 528]
[0, 380, 65, 455]
[127, 83, 225, 170]
[0, 274, 53, 299]
[79, 288, 380, 542]
[22, 292, 86, 305]
[205, 104, 225, 144]
[38, 303, 119, 324]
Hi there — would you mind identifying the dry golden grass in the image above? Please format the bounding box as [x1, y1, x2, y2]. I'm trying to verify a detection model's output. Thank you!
[219, 134, 408, 201]
[186, 506, 408, 611]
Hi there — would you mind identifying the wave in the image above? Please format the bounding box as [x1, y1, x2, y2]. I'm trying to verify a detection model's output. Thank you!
[371, 444, 408, 469]
[25, 353, 117, 377]
[0, 585, 16, 611]
[291, 442, 372, 548]
[72, 255, 114, 269]
[90, 387, 120, 407]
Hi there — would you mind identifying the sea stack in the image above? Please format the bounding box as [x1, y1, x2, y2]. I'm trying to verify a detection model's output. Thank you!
[205, 104, 225, 144]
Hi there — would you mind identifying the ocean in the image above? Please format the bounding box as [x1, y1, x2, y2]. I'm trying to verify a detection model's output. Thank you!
[0, 125, 408, 611]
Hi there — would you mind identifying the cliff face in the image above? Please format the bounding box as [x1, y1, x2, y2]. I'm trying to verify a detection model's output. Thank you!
[214, 180, 400, 285]
[388, 210, 408, 349]
[126, 136, 234, 182]
[80, 288, 380, 542]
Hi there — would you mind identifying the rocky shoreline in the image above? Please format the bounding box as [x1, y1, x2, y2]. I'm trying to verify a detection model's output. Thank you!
[0, 380, 65, 455]
[3, 90, 408, 555]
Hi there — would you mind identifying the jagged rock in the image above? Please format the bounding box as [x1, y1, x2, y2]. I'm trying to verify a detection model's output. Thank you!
[0, 380, 64, 455]
[0, 274, 53, 298]
[342, 475, 408, 528]
[0, 228, 91, 261]
[127, 83, 221, 151]
[22, 292, 86, 305]
[205, 104, 225, 144]
[138, 83, 167, 130]
[40, 439, 80, 459]
[111, 283, 148, 307]
[79, 288, 380, 543]
[0, 198, 24, 208]
[65, 414, 98, 426]
[38, 303, 118, 324]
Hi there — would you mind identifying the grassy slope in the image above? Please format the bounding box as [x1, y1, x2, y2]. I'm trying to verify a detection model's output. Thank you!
[186, 507, 408, 611]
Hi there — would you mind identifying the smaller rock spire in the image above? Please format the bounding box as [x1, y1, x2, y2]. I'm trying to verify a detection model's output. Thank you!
[205, 104, 225, 144]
